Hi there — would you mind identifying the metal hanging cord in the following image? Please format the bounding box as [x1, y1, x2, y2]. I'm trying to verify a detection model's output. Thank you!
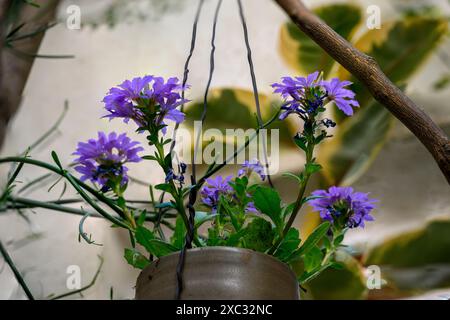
[237, 0, 274, 188]
[174, 0, 273, 299]
[175, 0, 223, 300]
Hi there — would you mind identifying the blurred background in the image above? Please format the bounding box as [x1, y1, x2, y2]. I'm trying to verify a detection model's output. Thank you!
[0, 0, 449, 300]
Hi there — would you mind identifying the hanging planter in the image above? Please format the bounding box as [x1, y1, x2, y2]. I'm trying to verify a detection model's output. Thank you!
[135, 247, 300, 300]
[0, 0, 382, 301]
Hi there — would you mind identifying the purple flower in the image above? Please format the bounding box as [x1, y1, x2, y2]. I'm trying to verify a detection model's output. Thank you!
[308, 186, 377, 229]
[320, 78, 359, 116]
[238, 159, 266, 181]
[272, 72, 326, 119]
[272, 71, 319, 99]
[103, 76, 188, 131]
[245, 201, 258, 214]
[200, 175, 233, 211]
[73, 132, 143, 189]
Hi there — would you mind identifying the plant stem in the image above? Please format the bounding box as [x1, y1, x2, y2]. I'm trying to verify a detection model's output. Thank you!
[0, 157, 125, 217]
[0, 241, 34, 300]
[268, 120, 316, 255]
[0, 157, 130, 229]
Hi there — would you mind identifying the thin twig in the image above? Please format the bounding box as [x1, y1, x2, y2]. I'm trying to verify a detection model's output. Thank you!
[0, 240, 34, 300]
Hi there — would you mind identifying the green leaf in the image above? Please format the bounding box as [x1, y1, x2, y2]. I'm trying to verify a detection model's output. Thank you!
[303, 246, 324, 272]
[275, 228, 301, 262]
[135, 225, 155, 246]
[135, 226, 178, 257]
[225, 229, 246, 247]
[282, 172, 303, 184]
[298, 262, 333, 284]
[252, 186, 283, 229]
[279, 4, 362, 77]
[136, 211, 147, 226]
[194, 212, 217, 229]
[142, 155, 158, 161]
[170, 216, 186, 249]
[304, 251, 367, 300]
[154, 183, 173, 193]
[242, 218, 275, 253]
[124, 248, 150, 270]
[334, 233, 345, 247]
[155, 202, 176, 209]
[293, 134, 308, 151]
[305, 163, 322, 175]
[51, 151, 63, 169]
[290, 221, 330, 259]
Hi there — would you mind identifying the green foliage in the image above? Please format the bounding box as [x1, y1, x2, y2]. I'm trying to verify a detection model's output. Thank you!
[135, 226, 178, 258]
[252, 186, 283, 231]
[304, 251, 367, 300]
[291, 222, 330, 259]
[170, 216, 186, 249]
[303, 246, 324, 273]
[275, 228, 302, 262]
[124, 248, 150, 270]
[242, 218, 275, 252]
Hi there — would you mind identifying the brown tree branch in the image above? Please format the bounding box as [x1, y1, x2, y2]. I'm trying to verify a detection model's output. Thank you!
[274, 0, 450, 184]
[0, 0, 60, 147]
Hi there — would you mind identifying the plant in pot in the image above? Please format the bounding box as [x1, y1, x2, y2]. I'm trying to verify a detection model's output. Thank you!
[0, 69, 377, 299]
[65, 72, 374, 300]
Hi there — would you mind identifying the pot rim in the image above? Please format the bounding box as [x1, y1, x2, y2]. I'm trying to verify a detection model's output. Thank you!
[145, 246, 298, 283]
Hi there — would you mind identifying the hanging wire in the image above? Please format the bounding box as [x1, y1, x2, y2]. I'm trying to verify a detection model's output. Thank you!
[169, 0, 205, 155]
[175, 0, 223, 300]
[154, 0, 206, 241]
[237, 0, 274, 188]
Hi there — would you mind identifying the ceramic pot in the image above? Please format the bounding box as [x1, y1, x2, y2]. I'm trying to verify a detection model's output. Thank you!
[135, 246, 300, 300]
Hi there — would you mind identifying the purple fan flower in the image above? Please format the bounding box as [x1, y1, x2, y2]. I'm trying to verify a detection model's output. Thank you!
[320, 78, 359, 116]
[308, 186, 377, 229]
[103, 75, 188, 131]
[200, 175, 233, 211]
[245, 201, 258, 214]
[272, 72, 326, 119]
[73, 132, 143, 190]
[238, 159, 266, 181]
[272, 71, 319, 99]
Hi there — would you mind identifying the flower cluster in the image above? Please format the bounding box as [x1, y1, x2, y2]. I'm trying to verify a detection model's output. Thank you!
[271, 71, 359, 120]
[238, 158, 266, 181]
[73, 132, 143, 191]
[200, 175, 233, 211]
[103, 76, 188, 133]
[308, 186, 377, 229]
[201, 160, 266, 214]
